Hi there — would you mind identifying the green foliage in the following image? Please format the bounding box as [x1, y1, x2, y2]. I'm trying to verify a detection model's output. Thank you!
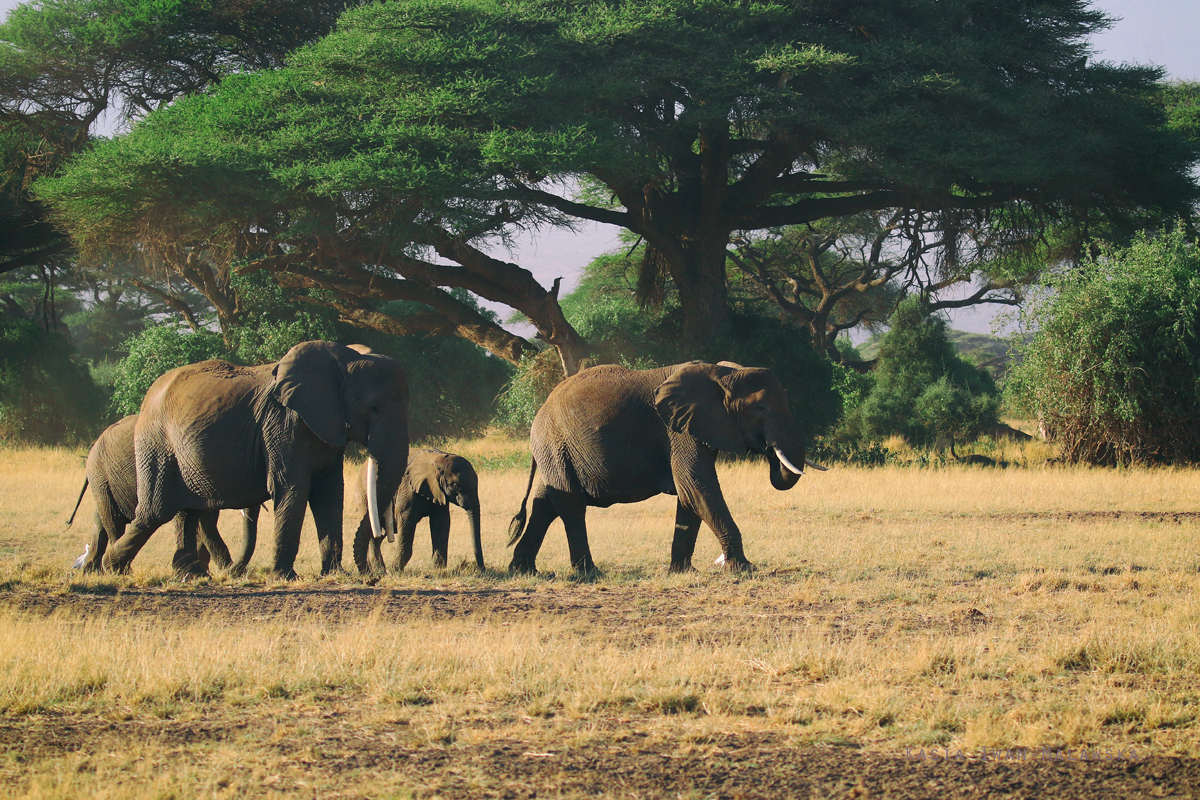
[0, 318, 103, 445]
[493, 349, 564, 436]
[840, 298, 999, 446]
[497, 249, 841, 439]
[354, 298, 514, 442]
[1007, 226, 1200, 465]
[108, 324, 230, 417]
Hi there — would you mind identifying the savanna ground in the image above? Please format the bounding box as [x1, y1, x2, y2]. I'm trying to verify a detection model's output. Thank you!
[2, 435, 1200, 798]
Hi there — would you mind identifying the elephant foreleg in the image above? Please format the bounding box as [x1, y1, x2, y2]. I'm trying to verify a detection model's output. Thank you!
[270, 491, 309, 580]
[196, 510, 232, 570]
[230, 507, 259, 578]
[428, 506, 450, 568]
[392, 506, 423, 572]
[308, 469, 345, 576]
[674, 453, 753, 572]
[669, 502, 702, 573]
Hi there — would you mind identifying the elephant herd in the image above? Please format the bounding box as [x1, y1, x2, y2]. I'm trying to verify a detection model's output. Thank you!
[67, 342, 824, 579]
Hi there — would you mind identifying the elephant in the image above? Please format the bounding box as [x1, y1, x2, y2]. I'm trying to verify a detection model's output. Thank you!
[351, 449, 484, 574]
[66, 415, 259, 576]
[507, 361, 824, 574]
[101, 340, 409, 580]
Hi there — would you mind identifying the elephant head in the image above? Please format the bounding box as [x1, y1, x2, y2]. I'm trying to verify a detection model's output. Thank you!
[409, 452, 483, 569]
[273, 341, 410, 544]
[654, 361, 822, 490]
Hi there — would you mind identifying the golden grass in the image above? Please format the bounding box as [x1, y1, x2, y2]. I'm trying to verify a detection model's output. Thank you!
[2, 443, 1200, 796]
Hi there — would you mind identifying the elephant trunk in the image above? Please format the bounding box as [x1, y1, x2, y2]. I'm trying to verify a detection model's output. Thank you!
[365, 430, 409, 546]
[767, 426, 808, 491]
[465, 500, 484, 570]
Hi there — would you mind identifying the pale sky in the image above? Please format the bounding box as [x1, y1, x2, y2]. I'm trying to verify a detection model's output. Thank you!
[3, 0, 1197, 334]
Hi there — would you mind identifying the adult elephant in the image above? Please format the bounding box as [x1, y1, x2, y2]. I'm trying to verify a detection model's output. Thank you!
[102, 341, 409, 579]
[507, 361, 824, 574]
[66, 415, 258, 576]
[351, 449, 484, 574]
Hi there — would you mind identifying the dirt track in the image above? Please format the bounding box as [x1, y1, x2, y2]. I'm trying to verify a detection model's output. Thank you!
[1, 712, 1194, 799]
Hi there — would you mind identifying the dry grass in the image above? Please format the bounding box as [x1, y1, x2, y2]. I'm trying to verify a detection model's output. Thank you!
[2, 442, 1200, 796]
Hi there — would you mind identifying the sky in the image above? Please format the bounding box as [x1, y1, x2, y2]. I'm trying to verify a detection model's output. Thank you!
[3, 0, 1198, 335]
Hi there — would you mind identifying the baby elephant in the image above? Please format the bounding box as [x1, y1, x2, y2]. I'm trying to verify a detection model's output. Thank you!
[66, 415, 258, 576]
[352, 449, 483, 574]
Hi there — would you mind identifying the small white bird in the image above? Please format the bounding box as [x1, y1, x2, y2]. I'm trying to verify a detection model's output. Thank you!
[72, 543, 90, 570]
[714, 553, 726, 566]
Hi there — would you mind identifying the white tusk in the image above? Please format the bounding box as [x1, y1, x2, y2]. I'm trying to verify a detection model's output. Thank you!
[714, 553, 726, 566]
[72, 543, 90, 570]
[241, 509, 251, 519]
[382, 503, 396, 544]
[804, 458, 828, 472]
[774, 446, 805, 476]
[366, 456, 384, 540]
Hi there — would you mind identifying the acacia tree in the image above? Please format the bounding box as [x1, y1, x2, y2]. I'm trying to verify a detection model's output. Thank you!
[276, 0, 1194, 349]
[39, 0, 1200, 367]
[0, 0, 361, 306]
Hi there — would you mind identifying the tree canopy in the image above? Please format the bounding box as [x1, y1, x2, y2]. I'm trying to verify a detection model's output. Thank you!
[36, 0, 1200, 375]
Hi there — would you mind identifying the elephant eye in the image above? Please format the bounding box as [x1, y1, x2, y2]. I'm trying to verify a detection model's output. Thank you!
[370, 405, 380, 414]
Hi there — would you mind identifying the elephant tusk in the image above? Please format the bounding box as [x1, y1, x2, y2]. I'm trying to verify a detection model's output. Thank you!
[773, 446, 805, 476]
[804, 458, 828, 472]
[366, 456, 384, 540]
[241, 509, 251, 520]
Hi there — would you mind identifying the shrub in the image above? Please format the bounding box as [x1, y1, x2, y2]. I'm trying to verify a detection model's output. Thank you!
[108, 324, 231, 417]
[1007, 226, 1200, 465]
[0, 318, 104, 444]
[839, 297, 999, 446]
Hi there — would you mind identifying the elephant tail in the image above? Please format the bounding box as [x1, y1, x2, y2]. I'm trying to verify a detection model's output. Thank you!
[66, 477, 89, 526]
[507, 457, 538, 546]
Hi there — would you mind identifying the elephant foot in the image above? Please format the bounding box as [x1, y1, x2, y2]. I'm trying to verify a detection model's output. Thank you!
[102, 553, 133, 575]
[173, 554, 210, 582]
[720, 555, 755, 573]
[270, 568, 299, 581]
[571, 558, 599, 577]
[228, 562, 249, 579]
[508, 558, 538, 576]
[668, 559, 695, 574]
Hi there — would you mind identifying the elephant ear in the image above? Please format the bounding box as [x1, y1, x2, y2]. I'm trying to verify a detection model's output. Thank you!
[654, 363, 746, 455]
[409, 456, 446, 505]
[272, 342, 348, 447]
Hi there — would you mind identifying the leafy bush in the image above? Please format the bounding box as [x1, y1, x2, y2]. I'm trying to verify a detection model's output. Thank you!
[109, 324, 231, 417]
[0, 318, 104, 445]
[838, 297, 999, 446]
[1007, 226, 1200, 465]
[497, 249, 842, 439]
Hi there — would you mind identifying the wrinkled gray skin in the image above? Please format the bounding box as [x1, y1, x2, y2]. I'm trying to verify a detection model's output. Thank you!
[508, 362, 811, 574]
[67, 415, 258, 576]
[352, 449, 483, 574]
[102, 341, 410, 580]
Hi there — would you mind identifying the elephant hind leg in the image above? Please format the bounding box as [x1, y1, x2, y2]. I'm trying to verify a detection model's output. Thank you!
[509, 484, 559, 575]
[549, 490, 594, 575]
[196, 510, 232, 570]
[172, 512, 210, 580]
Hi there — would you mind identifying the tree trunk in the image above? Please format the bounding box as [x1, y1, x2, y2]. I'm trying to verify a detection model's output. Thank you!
[668, 239, 731, 349]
